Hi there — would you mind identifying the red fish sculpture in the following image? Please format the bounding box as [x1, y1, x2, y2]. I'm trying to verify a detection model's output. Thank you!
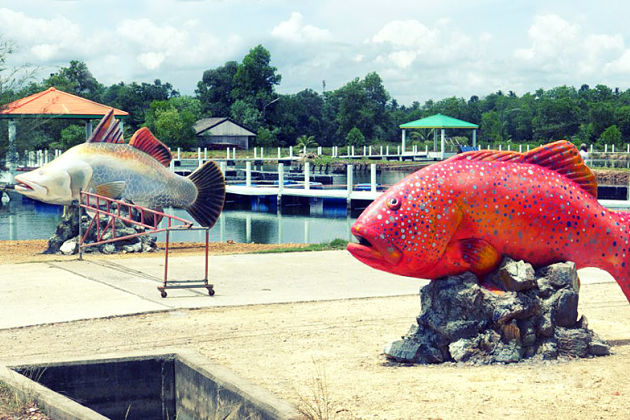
[347, 141, 630, 303]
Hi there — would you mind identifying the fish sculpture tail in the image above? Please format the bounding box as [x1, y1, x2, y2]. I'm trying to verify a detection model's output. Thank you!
[605, 211, 630, 303]
[186, 161, 226, 228]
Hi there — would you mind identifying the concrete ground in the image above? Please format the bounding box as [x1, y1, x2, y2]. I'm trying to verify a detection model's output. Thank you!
[0, 250, 618, 330]
[0, 250, 427, 329]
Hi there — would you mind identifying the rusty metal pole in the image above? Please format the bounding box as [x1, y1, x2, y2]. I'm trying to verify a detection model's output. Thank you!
[77, 197, 83, 261]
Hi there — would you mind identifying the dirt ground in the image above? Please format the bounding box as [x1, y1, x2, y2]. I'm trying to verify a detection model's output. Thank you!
[1, 242, 630, 419]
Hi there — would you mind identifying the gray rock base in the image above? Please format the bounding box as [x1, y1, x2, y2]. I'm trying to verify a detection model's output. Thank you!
[45, 202, 158, 255]
[384, 258, 611, 364]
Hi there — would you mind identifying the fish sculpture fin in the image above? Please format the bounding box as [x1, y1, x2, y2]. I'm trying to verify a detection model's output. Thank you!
[522, 141, 597, 198]
[129, 127, 172, 167]
[95, 181, 126, 199]
[452, 140, 597, 198]
[88, 109, 124, 144]
[458, 238, 501, 277]
[186, 160, 226, 228]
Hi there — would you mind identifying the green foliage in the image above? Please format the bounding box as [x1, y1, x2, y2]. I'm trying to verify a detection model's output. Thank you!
[598, 125, 622, 146]
[52, 124, 85, 149]
[44, 60, 104, 101]
[230, 99, 261, 132]
[144, 96, 202, 149]
[345, 127, 365, 146]
[232, 45, 281, 107]
[256, 127, 277, 147]
[296, 134, 318, 149]
[195, 61, 238, 117]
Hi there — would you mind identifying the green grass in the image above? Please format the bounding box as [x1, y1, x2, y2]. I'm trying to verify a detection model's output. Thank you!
[253, 239, 348, 254]
[0, 380, 48, 419]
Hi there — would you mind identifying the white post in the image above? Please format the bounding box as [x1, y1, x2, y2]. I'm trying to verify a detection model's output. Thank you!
[289, 146, 293, 157]
[627, 144, 629, 153]
[397, 145, 400, 155]
[369, 146, 372, 156]
[204, 147, 208, 160]
[363, 145, 366, 156]
[351, 146, 355, 156]
[169, 159, 175, 172]
[261, 147, 264, 159]
[440, 128, 445, 159]
[499, 144, 502, 151]
[433, 129, 438, 152]
[44, 149, 49, 163]
[347, 146, 350, 156]
[402, 129, 406, 153]
[177, 147, 181, 160]
[246, 161, 252, 187]
[303, 145, 307, 155]
[197, 147, 201, 160]
[317, 146, 322, 155]
[7, 120, 16, 182]
[605, 144, 608, 153]
[370, 164, 376, 193]
[590, 144, 593, 153]
[278, 163, 284, 195]
[472, 129, 477, 148]
[226, 148, 230, 159]
[425, 145, 428, 154]
[527, 144, 530, 152]
[278, 147, 281, 159]
[612, 144, 615, 153]
[519, 144, 522, 153]
[380, 146, 383, 156]
[219, 161, 227, 176]
[233, 147, 237, 159]
[304, 161, 310, 191]
[347, 164, 353, 200]
[254, 147, 257, 159]
[386, 145, 389, 155]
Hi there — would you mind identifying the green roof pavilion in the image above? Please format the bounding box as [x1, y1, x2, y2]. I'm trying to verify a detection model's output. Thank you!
[399, 113, 479, 159]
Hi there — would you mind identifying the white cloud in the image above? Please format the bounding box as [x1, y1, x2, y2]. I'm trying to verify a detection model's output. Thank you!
[372, 20, 437, 50]
[272, 12, 332, 43]
[137, 52, 166, 70]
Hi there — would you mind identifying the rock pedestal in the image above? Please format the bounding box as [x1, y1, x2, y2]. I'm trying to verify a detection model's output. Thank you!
[385, 258, 610, 364]
[45, 202, 158, 255]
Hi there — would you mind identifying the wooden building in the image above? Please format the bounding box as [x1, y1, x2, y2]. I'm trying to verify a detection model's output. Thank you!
[194, 117, 256, 150]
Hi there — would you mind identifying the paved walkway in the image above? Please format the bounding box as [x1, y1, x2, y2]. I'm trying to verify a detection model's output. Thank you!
[0, 250, 617, 330]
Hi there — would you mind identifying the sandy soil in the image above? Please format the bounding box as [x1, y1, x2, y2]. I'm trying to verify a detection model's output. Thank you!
[1, 242, 630, 419]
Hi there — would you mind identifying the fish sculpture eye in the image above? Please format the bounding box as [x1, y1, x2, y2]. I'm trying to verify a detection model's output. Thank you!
[387, 197, 401, 210]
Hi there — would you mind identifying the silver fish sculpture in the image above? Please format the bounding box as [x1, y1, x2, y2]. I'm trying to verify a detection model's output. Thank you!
[14, 109, 225, 227]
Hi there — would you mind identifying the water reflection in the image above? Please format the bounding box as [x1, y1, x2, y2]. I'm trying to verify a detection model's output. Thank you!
[0, 196, 355, 244]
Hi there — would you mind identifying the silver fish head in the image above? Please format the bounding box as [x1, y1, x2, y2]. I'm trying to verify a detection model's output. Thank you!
[14, 165, 73, 205]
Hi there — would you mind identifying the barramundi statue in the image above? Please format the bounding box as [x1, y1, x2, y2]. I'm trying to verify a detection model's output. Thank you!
[347, 141, 630, 303]
[13, 109, 225, 227]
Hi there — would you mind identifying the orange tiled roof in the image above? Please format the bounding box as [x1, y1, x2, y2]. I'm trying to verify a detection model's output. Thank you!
[0, 87, 129, 117]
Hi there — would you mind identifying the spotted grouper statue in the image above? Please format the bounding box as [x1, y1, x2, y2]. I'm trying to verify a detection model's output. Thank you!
[347, 141, 630, 303]
[13, 109, 225, 227]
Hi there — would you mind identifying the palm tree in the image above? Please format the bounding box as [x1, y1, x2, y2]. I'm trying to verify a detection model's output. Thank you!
[296, 135, 318, 153]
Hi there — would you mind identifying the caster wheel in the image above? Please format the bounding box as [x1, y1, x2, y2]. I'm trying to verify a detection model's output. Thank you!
[207, 287, 215, 296]
[160, 291, 167, 298]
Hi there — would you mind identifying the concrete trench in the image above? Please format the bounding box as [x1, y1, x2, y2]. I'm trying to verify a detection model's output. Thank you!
[0, 350, 300, 420]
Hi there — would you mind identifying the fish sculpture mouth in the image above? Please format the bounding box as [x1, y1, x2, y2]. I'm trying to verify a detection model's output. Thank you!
[347, 223, 402, 268]
[14, 178, 35, 192]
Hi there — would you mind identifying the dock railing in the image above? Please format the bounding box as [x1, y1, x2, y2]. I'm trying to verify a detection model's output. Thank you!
[78, 190, 214, 298]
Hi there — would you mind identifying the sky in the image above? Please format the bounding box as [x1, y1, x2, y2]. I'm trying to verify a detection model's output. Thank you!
[2, 0, 630, 105]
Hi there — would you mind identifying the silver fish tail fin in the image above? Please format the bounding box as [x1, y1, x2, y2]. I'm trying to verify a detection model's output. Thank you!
[186, 161, 225, 228]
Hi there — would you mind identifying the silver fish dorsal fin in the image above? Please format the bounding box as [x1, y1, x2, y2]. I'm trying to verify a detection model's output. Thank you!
[128, 127, 172, 167]
[88, 109, 124, 144]
[450, 140, 597, 198]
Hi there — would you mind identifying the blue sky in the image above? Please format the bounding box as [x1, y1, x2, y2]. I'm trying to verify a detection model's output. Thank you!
[2, 0, 630, 104]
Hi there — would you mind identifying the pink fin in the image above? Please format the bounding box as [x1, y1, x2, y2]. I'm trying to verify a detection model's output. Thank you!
[87, 109, 124, 144]
[129, 127, 172, 167]
[451, 140, 597, 198]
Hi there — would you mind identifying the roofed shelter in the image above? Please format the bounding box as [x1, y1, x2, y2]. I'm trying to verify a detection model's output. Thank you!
[0, 87, 129, 181]
[194, 117, 256, 150]
[399, 113, 479, 159]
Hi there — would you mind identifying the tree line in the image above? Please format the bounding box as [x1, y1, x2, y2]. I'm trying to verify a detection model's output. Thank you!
[2, 43, 630, 158]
